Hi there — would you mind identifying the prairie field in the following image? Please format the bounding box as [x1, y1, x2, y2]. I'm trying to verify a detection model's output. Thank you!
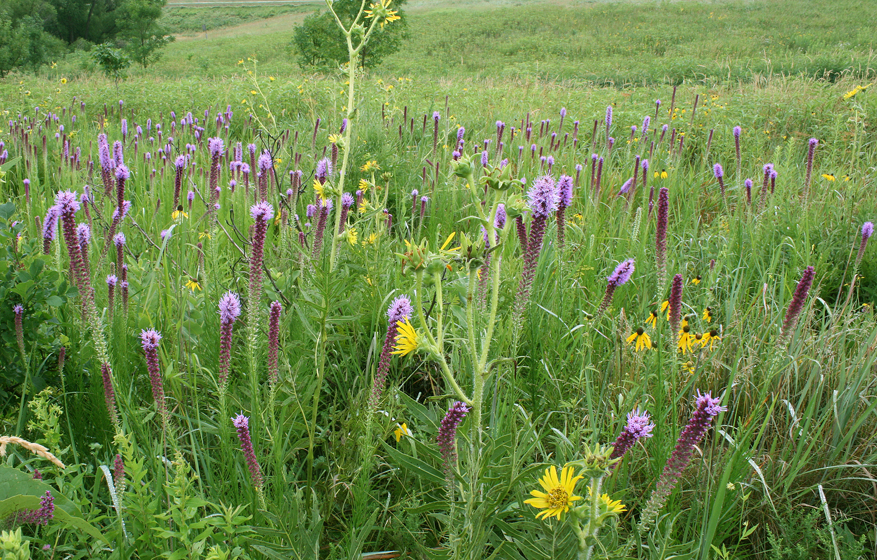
[0, 0, 876, 558]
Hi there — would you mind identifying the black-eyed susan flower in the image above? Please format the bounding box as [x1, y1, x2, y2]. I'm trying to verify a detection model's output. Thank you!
[702, 307, 712, 323]
[172, 206, 189, 220]
[682, 361, 695, 375]
[821, 173, 836, 182]
[661, 300, 670, 320]
[691, 275, 702, 285]
[394, 422, 411, 442]
[524, 466, 583, 521]
[392, 318, 419, 357]
[677, 325, 694, 354]
[199, 231, 212, 240]
[626, 327, 653, 352]
[701, 329, 721, 350]
[185, 278, 202, 292]
[645, 310, 658, 327]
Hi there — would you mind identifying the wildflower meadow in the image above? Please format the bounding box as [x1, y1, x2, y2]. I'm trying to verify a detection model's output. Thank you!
[0, 0, 876, 558]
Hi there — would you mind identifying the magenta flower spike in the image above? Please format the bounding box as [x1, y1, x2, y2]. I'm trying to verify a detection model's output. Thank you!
[609, 408, 655, 467]
[803, 138, 817, 203]
[713, 163, 726, 202]
[856, 222, 874, 267]
[267, 301, 282, 386]
[339, 192, 354, 234]
[113, 454, 126, 495]
[512, 176, 558, 329]
[744, 178, 753, 205]
[639, 392, 726, 533]
[140, 329, 167, 429]
[258, 152, 273, 201]
[369, 296, 413, 410]
[101, 362, 119, 427]
[655, 187, 669, 293]
[779, 266, 815, 344]
[556, 174, 573, 248]
[249, 202, 274, 314]
[13, 304, 24, 356]
[42, 205, 59, 254]
[218, 291, 242, 391]
[107, 275, 118, 320]
[173, 155, 186, 207]
[596, 258, 635, 318]
[437, 401, 470, 485]
[232, 414, 263, 490]
[668, 273, 683, 335]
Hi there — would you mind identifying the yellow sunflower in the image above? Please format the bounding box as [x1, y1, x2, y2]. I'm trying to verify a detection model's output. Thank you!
[392, 319, 419, 357]
[313, 179, 327, 200]
[524, 466, 583, 521]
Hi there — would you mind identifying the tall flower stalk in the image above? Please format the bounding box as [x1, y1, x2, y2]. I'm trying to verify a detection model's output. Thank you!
[140, 329, 167, 432]
[217, 291, 242, 393]
[556, 174, 573, 248]
[595, 259, 635, 320]
[778, 266, 815, 346]
[267, 301, 282, 387]
[609, 408, 654, 467]
[369, 296, 412, 411]
[655, 187, 669, 295]
[512, 175, 559, 334]
[638, 392, 726, 534]
[232, 413, 266, 508]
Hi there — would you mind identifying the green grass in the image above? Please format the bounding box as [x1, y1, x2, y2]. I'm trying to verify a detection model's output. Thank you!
[0, 0, 876, 558]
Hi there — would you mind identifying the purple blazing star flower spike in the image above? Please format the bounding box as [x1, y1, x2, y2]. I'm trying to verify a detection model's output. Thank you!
[642, 116, 651, 133]
[733, 126, 741, 138]
[857, 221, 874, 266]
[495, 203, 507, 230]
[306, 204, 317, 219]
[370, 295, 414, 409]
[267, 301, 282, 385]
[779, 266, 815, 343]
[527, 175, 559, 218]
[605, 105, 613, 128]
[41, 207, 58, 245]
[250, 201, 274, 222]
[55, 190, 80, 214]
[258, 152, 272, 172]
[219, 291, 242, 324]
[160, 229, 171, 241]
[315, 157, 332, 182]
[619, 178, 634, 196]
[638, 391, 726, 533]
[341, 192, 354, 209]
[481, 151, 488, 167]
[608, 258, 635, 286]
[113, 233, 125, 247]
[433, 111, 440, 122]
[208, 137, 225, 158]
[609, 408, 655, 466]
[713, 163, 723, 178]
[232, 414, 263, 489]
[437, 401, 470, 483]
[106, 274, 118, 287]
[387, 295, 413, 323]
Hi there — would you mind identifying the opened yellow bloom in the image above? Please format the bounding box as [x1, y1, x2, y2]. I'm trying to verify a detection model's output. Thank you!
[392, 319, 419, 356]
[626, 328, 653, 352]
[691, 275, 701, 285]
[185, 278, 202, 292]
[599, 493, 626, 515]
[394, 423, 411, 442]
[361, 160, 380, 172]
[440, 231, 459, 252]
[346, 226, 358, 246]
[677, 325, 694, 354]
[701, 329, 721, 350]
[702, 307, 712, 323]
[199, 231, 212, 240]
[661, 300, 670, 320]
[524, 466, 583, 521]
[645, 310, 658, 327]
[821, 174, 835, 181]
[172, 209, 189, 220]
[313, 179, 327, 200]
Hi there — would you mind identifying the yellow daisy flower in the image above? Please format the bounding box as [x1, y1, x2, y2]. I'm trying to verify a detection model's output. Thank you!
[524, 466, 583, 521]
[626, 328, 653, 352]
[172, 208, 189, 220]
[346, 226, 358, 246]
[185, 278, 202, 292]
[358, 178, 371, 192]
[821, 174, 835, 181]
[593, 490, 627, 515]
[691, 275, 701, 285]
[661, 300, 670, 321]
[199, 231, 212, 240]
[702, 307, 712, 323]
[313, 179, 327, 200]
[392, 319, 419, 356]
[645, 310, 658, 327]
[701, 329, 721, 350]
[394, 423, 411, 442]
[361, 160, 380, 173]
[677, 325, 694, 354]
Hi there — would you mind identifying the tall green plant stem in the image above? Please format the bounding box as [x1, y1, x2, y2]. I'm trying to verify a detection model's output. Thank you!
[326, 0, 382, 272]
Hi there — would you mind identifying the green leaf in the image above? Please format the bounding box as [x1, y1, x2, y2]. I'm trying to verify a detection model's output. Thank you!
[381, 441, 445, 484]
[0, 202, 15, 221]
[0, 467, 109, 545]
[46, 296, 65, 307]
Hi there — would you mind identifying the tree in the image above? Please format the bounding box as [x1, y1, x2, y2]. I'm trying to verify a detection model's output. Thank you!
[116, 0, 172, 68]
[0, 8, 65, 77]
[291, 0, 408, 70]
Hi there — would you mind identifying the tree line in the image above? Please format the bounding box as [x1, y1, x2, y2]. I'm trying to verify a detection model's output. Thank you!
[0, 0, 171, 77]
